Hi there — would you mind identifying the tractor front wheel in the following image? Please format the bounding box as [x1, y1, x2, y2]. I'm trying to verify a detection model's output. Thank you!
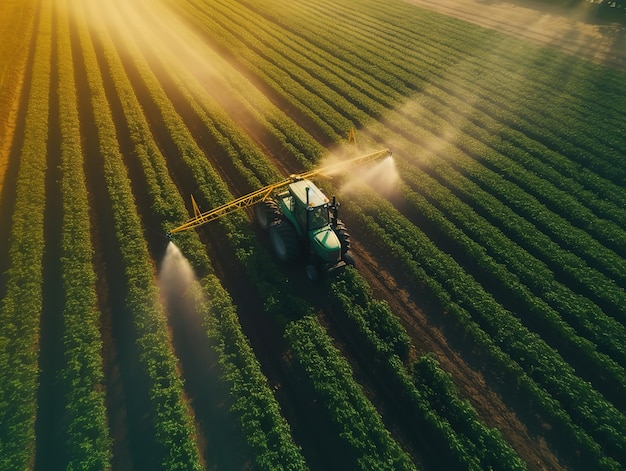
[343, 250, 356, 266]
[269, 218, 300, 262]
[333, 220, 351, 255]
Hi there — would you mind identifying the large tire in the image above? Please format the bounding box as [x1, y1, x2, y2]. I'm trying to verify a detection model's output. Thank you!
[255, 200, 280, 230]
[343, 250, 356, 267]
[269, 218, 300, 262]
[333, 220, 351, 255]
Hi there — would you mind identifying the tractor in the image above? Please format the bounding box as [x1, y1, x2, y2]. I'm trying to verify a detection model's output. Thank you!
[167, 148, 391, 280]
[254, 178, 352, 280]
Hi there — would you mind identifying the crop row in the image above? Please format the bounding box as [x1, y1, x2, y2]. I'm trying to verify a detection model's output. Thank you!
[68, 0, 624, 468]
[73, 1, 203, 468]
[183, 0, 621, 392]
[239, 0, 626, 212]
[393, 155, 626, 377]
[328, 271, 526, 470]
[393, 83, 626, 278]
[370, 96, 626, 326]
[123, 7, 501, 468]
[0, 0, 38, 168]
[286, 315, 416, 470]
[138, 5, 533, 468]
[242, 0, 626, 176]
[0, 0, 52, 467]
[412, 354, 526, 470]
[86, 1, 309, 467]
[127, 24, 417, 467]
[156, 0, 624, 468]
[350, 191, 625, 468]
[169, 0, 349, 142]
[349, 198, 616, 468]
[422, 147, 626, 322]
[301, 0, 626, 162]
[388, 79, 626, 247]
[146, 0, 327, 170]
[199, 0, 626, 368]
[189, 0, 626, 298]
[361, 119, 626, 380]
[56, 1, 111, 467]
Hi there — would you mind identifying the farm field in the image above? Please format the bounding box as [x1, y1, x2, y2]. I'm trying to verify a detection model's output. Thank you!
[0, 0, 625, 470]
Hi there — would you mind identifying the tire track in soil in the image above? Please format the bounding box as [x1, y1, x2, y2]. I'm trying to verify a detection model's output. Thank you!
[0, 0, 41, 320]
[67, 4, 153, 469]
[343, 156, 615, 467]
[33, 3, 67, 467]
[344, 231, 566, 471]
[395, 178, 626, 411]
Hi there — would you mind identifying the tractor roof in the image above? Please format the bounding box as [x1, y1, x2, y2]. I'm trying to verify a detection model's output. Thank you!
[289, 179, 329, 208]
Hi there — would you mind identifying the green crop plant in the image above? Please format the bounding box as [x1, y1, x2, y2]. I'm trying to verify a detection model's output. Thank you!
[0, 1, 52, 467]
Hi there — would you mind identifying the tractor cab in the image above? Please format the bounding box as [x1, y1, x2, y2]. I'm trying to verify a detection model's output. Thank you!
[288, 180, 330, 230]
[280, 179, 343, 266]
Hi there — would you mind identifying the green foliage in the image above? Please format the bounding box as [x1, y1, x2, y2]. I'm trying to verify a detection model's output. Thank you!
[5, 0, 625, 469]
[330, 268, 411, 360]
[174, 0, 626, 466]
[99, 15, 308, 468]
[0, 1, 52, 468]
[285, 316, 416, 470]
[57, 1, 111, 468]
[413, 354, 527, 470]
[74, 3, 202, 468]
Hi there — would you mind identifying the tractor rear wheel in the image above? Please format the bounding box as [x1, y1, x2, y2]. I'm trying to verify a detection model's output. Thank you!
[255, 200, 280, 230]
[333, 220, 351, 255]
[269, 218, 300, 262]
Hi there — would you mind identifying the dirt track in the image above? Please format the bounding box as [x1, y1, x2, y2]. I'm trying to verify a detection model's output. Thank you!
[406, 0, 626, 68]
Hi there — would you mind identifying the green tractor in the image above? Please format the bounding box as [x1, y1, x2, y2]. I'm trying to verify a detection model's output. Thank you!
[255, 178, 353, 280]
[167, 148, 391, 280]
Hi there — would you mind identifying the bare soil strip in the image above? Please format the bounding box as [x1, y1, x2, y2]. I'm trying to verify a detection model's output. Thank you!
[405, 0, 626, 69]
[34, 3, 67, 467]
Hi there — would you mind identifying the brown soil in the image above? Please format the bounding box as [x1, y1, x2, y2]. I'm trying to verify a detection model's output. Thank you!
[406, 0, 626, 69]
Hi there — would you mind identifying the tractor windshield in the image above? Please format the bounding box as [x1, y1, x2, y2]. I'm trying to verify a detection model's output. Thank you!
[307, 205, 329, 230]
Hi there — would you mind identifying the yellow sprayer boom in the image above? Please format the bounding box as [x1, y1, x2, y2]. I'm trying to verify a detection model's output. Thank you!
[167, 148, 391, 236]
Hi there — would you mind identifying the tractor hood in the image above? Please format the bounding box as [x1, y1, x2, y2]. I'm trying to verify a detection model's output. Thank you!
[311, 227, 341, 261]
